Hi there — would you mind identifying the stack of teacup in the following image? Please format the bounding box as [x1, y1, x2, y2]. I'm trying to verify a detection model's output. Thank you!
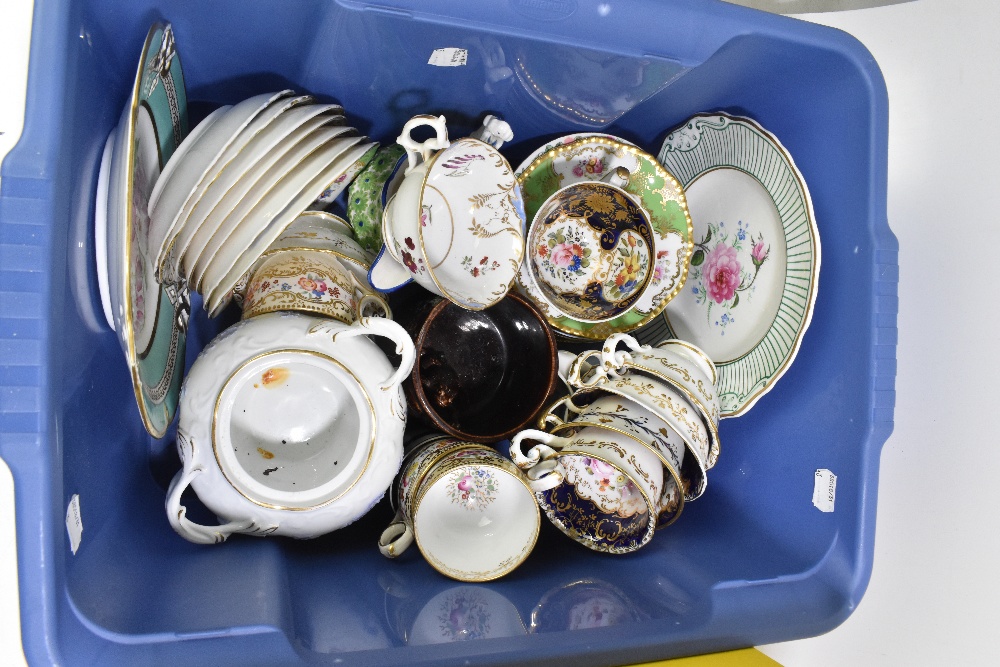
[233, 210, 387, 322]
[510, 333, 720, 554]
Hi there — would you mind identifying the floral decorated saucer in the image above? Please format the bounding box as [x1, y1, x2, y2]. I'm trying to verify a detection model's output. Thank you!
[103, 23, 189, 437]
[515, 135, 692, 339]
[639, 113, 820, 418]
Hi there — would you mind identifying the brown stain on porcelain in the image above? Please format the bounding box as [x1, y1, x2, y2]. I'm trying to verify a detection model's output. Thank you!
[261, 367, 290, 387]
[257, 447, 275, 460]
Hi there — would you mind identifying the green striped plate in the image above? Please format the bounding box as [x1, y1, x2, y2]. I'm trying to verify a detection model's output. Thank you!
[636, 114, 820, 418]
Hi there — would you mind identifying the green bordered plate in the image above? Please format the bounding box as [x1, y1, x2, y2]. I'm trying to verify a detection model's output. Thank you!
[515, 134, 693, 340]
[637, 113, 820, 418]
[108, 23, 189, 437]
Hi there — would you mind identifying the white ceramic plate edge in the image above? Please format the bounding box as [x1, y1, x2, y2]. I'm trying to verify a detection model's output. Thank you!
[206, 140, 376, 315]
[190, 128, 360, 291]
[150, 90, 294, 271]
[169, 106, 345, 278]
[95, 129, 115, 330]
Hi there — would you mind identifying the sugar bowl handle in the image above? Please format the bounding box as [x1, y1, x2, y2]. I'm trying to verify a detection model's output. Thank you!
[397, 115, 450, 173]
[332, 317, 415, 390]
[165, 433, 274, 544]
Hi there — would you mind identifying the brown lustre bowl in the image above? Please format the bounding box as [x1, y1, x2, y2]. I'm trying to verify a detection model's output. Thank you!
[394, 290, 559, 443]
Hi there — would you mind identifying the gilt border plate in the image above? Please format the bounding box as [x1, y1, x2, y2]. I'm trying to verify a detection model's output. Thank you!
[107, 23, 189, 437]
[638, 113, 820, 418]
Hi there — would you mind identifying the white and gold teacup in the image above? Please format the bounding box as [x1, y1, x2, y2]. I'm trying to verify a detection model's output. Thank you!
[242, 249, 389, 322]
[379, 436, 542, 582]
[601, 333, 720, 467]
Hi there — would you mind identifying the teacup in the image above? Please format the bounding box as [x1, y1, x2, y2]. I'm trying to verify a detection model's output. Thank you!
[510, 424, 662, 554]
[232, 211, 374, 305]
[394, 289, 558, 443]
[370, 114, 526, 311]
[380, 436, 542, 582]
[601, 333, 720, 467]
[241, 249, 390, 322]
[527, 179, 655, 322]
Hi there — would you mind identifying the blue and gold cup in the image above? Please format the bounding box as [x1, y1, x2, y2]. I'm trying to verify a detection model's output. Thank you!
[510, 425, 662, 554]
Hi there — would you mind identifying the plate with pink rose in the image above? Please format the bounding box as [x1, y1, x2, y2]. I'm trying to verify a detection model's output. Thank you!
[639, 113, 820, 418]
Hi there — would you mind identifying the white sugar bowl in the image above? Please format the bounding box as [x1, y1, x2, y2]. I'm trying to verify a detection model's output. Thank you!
[167, 311, 414, 543]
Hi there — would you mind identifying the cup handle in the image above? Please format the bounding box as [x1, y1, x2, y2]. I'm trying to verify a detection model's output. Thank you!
[556, 350, 579, 385]
[601, 166, 631, 189]
[332, 317, 415, 391]
[510, 429, 566, 469]
[397, 115, 450, 173]
[350, 273, 392, 320]
[524, 458, 564, 493]
[537, 394, 583, 430]
[567, 350, 608, 389]
[378, 509, 414, 558]
[601, 333, 643, 374]
[165, 433, 273, 544]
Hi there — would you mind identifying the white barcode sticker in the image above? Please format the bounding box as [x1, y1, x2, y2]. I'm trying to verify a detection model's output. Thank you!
[812, 469, 837, 513]
[65, 494, 83, 554]
[428, 48, 468, 67]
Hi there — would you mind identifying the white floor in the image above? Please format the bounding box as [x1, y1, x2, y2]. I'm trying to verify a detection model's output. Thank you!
[2, 1, 998, 665]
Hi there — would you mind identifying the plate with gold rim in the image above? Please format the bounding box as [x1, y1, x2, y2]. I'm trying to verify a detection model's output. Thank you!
[204, 140, 379, 317]
[514, 134, 692, 340]
[637, 113, 820, 418]
[104, 23, 189, 437]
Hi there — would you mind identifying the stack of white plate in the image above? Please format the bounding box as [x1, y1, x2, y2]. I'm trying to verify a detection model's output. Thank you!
[146, 90, 378, 317]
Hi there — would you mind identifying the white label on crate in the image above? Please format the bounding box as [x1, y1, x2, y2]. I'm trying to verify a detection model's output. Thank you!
[65, 494, 83, 554]
[428, 48, 468, 67]
[812, 469, 837, 513]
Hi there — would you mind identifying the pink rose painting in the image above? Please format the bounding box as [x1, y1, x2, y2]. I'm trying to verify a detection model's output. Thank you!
[703, 243, 741, 304]
[552, 242, 585, 271]
[689, 220, 771, 331]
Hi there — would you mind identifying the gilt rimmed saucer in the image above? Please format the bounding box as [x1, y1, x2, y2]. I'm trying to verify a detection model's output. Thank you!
[104, 23, 189, 437]
[515, 134, 692, 340]
[639, 113, 820, 418]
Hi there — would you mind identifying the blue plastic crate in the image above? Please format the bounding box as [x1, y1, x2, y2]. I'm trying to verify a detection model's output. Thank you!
[0, 0, 896, 664]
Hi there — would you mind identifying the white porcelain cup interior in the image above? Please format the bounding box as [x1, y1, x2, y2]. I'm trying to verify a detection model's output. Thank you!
[414, 458, 539, 581]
